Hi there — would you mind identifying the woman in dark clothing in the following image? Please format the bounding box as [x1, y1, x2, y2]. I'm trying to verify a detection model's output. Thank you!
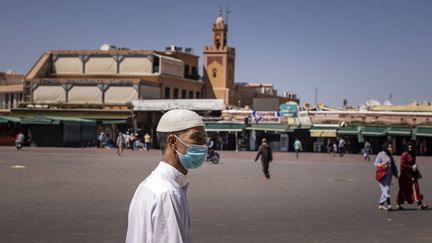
[255, 138, 273, 180]
[396, 142, 428, 210]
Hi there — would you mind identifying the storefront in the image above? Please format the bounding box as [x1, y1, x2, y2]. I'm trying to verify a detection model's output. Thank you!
[246, 124, 294, 152]
[0, 116, 22, 145]
[20, 116, 97, 147]
[387, 126, 413, 155]
[412, 127, 432, 155]
[309, 124, 339, 152]
[337, 125, 363, 153]
[205, 123, 247, 151]
[361, 126, 389, 154]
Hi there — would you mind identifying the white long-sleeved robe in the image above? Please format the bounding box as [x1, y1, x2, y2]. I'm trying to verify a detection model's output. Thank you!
[126, 162, 191, 243]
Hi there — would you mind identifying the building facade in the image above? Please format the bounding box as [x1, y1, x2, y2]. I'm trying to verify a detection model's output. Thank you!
[22, 48, 203, 107]
[0, 71, 24, 113]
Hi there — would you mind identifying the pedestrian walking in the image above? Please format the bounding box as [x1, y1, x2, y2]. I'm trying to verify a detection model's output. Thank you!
[207, 136, 216, 160]
[15, 131, 25, 150]
[374, 142, 399, 211]
[255, 138, 273, 180]
[293, 138, 303, 159]
[126, 109, 208, 243]
[116, 132, 126, 156]
[326, 139, 332, 156]
[144, 132, 151, 151]
[363, 141, 372, 161]
[97, 132, 105, 148]
[396, 141, 428, 210]
[332, 142, 338, 157]
[338, 138, 346, 157]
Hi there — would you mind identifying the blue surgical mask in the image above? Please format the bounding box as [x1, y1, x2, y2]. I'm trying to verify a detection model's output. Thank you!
[175, 135, 208, 170]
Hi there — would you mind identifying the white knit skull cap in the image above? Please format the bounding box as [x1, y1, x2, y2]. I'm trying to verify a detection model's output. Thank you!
[156, 109, 205, 132]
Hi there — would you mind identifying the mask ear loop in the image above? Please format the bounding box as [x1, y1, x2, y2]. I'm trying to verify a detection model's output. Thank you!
[173, 135, 189, 157]
[174, 135, 190, 149]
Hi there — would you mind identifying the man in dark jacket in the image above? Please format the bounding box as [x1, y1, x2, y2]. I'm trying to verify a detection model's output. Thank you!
[255, 138, 273, 179]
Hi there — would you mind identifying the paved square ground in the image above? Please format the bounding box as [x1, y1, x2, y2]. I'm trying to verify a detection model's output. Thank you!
[0, 147, 431, 243]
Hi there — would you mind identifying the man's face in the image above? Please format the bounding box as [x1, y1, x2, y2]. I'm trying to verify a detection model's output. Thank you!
[175, 126, 206, 154]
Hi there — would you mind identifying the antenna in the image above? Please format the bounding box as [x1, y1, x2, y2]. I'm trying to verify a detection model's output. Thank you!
[315, 87, 318, 106]
[226, 7, 232, 25]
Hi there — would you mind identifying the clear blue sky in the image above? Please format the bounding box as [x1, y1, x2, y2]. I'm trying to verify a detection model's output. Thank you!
[1, 0, 431, 106]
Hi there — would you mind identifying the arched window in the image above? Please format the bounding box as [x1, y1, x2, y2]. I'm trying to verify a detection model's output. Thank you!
[212, 68, 217, 78]
[215, 38, 221, 50]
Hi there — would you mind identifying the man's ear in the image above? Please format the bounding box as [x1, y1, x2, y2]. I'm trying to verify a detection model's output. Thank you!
[167, 134, 177, 150]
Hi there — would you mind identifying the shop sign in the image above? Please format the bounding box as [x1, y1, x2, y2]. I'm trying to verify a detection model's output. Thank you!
[310, 130, 337, 137]
[279, 103, 298, 117]
[252, 111, 280, 123]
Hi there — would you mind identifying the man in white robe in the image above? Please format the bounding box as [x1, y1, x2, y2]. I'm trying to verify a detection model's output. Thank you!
[126, 109, 208, 243]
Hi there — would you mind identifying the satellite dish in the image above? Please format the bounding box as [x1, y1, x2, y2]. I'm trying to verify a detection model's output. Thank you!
[408, 99, 418, 106]
[100, 44, 110, 51]
[365, 99, 381, 107]
[419, 100, 428, 106]
[359, 104, 367, 111]
[383, 100, 392, 106]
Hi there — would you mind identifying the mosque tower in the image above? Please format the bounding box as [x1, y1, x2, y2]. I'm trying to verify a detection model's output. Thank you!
[203, 13, 236, 105]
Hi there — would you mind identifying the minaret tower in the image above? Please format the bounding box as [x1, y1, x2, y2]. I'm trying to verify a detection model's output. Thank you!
[203, 12, 236, 105]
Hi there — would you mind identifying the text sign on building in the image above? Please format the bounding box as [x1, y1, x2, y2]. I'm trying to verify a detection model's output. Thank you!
[310, 130, 337, 138]
[252, 111, 280, 123]
[279, 103, 298, 117]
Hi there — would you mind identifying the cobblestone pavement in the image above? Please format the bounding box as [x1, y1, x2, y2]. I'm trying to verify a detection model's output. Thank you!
[0, 147, 431, 243]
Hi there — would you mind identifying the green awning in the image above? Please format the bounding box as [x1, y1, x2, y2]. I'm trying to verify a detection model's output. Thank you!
[337, 125, 361, 135]
[20, 116, 95, 125]
[387, 127, 412, 136]
[21, 116, 61, 125]
[414, 127, 432, 137]
[0, 116, 21, 123]
[246, 124, 293, 132]
[362, 126, 389, 136]
[101, 120, 127, 125]
[45, 116, 96, 125]
[205, 123, 246, 132]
